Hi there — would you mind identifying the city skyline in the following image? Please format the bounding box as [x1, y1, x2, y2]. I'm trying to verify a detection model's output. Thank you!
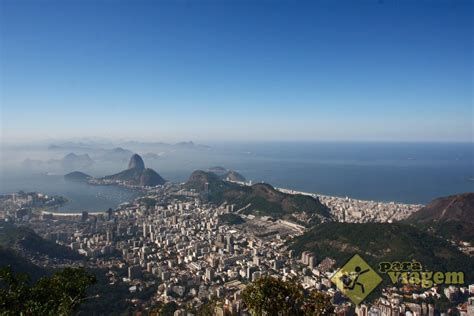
[1, 0, 472, 142]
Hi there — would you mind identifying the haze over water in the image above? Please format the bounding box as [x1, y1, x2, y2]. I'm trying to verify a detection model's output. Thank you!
[0, 173, 138, 213]
[214, 142, 473, 204]
[1, 141, 472, 212]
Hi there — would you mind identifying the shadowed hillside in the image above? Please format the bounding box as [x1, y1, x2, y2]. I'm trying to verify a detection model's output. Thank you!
[185, 170, 331, 223]
[407, 193, 474, 242]
[0, 222, 83, 261]
[290, 222, 474, 282]
[0, 246, 49, 281]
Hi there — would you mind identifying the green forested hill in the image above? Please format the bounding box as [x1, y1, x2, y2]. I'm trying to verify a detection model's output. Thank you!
[290, 222, 474, 282]
[218, 213, 246, 225]
[185, 170, 331, 222]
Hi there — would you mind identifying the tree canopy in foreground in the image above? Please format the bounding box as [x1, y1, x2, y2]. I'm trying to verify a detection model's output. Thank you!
[0, 266, 96, 315]
[242, 276, 334, 316]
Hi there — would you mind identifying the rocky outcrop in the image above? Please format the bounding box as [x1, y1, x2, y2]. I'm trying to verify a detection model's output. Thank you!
[102, 154, 165, 186]
[128, 154, 145, 170]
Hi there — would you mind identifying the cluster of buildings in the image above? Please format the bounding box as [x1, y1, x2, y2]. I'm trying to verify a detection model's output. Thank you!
[318, 195, 422, 223]
[2, 183, 473, 315]
[357, 292, 474, 316]
[278, 188, 422, 223]
[0, 191, 67, 221]
[88, 177, 146, 190]
[29, 186, 342, 313]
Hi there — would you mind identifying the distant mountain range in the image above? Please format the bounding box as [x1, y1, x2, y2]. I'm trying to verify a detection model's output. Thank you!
[23, 153, 94, 171]
[99, 147, 134, 162]
[48, 140, 210, 153]
[185, 170, 331, 223]
[142, 152, 162, 160]
[62, 153, 94, 168]
[22, 140, 210, 172]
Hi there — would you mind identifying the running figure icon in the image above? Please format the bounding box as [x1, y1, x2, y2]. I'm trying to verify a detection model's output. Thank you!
[331, 254, 383, 305]
[341, 266, 370, 293]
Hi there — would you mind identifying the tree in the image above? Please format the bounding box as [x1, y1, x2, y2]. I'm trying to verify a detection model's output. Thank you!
[242, 276, 334, 316]
[242, 276, 305, 316]
[302, 290, 335, 316]
[149, 301, 179, 316]
[0, 266, 96, 315]
[196, 297, 222, 316]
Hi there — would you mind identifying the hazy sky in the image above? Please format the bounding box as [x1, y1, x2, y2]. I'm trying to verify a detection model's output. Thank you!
[1, 0, 472, 143]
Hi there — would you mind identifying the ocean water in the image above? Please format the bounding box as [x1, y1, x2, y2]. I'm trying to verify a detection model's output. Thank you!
[154, 142, 473, 205]
[0, 174, 138, 213]
[0, 142, 472, 212]
[207, 142, 473, 205]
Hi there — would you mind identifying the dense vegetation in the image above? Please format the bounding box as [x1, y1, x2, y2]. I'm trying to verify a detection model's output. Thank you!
[418, 221, 474, 244]
[0, 266, 96, 315]
[290, 222, 474, 283]
[241, 276, 334, 316]
[218, 213, 246, 225]
[154, 276, 334, 315]
[185, 170, 234, 192]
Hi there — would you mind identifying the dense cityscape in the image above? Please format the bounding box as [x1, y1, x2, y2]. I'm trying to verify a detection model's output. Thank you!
[1, 169, 473, 315]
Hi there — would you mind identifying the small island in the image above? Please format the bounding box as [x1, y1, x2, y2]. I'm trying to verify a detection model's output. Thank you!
[64, 171, 92, 182]
[100, 154, 166, 187]
[71, 154, 167, 189]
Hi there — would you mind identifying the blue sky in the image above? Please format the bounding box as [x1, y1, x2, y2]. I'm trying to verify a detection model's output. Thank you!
[1, 0, 472, 142]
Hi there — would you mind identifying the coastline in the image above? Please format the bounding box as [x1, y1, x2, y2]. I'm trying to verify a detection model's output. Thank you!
[41, 210, 106, 216]
[227, 179, 424, 207]
[41, 182, 424, 217]
[276, 187, 424, 207]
